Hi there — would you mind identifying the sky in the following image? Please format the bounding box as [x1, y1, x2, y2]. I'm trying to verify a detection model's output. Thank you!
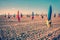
[0, 0, 60, 15]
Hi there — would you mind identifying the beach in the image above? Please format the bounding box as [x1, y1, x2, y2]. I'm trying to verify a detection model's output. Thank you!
[0, 15, 60, 40]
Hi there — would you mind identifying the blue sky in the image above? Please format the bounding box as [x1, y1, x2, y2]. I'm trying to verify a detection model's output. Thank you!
[0, 0, 60, 15]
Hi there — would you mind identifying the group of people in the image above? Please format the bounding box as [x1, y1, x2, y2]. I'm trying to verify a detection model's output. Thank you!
[4, 11, 35, 22]
[16, 11, 35, 22]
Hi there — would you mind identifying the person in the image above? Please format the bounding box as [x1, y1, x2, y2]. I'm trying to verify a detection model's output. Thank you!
[54, 14, 56, 17]
[17, 10, 20, 22]
[13, 14, 15, 18]
[58, 13, 60, 17]
[47, 5, 52, 28]
[8, 13, 10, 19]
[41, 15, 43, 19]
[32, 12, 34, 20]
[21, 13, 23, 18]
[4, 14, 6, 18]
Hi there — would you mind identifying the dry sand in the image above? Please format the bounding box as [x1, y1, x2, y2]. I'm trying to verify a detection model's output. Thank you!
[0, 15, 60, 40]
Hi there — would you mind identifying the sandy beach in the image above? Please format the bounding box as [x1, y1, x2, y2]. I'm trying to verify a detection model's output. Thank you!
[0, 15, 60, 40]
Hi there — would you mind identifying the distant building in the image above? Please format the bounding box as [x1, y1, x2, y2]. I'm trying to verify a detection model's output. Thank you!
[26, 15, 30, 18]
[35, 13, 39, 16]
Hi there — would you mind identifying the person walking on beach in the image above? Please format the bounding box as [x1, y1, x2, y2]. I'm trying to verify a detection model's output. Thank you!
[47, 5, 52, 28]
[41, 15, 44, 19]
[17, 10, 20, 22]
[32, 12, 34, 20]
[8, 13, 10, 19]
[21, 13, 23, 18]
